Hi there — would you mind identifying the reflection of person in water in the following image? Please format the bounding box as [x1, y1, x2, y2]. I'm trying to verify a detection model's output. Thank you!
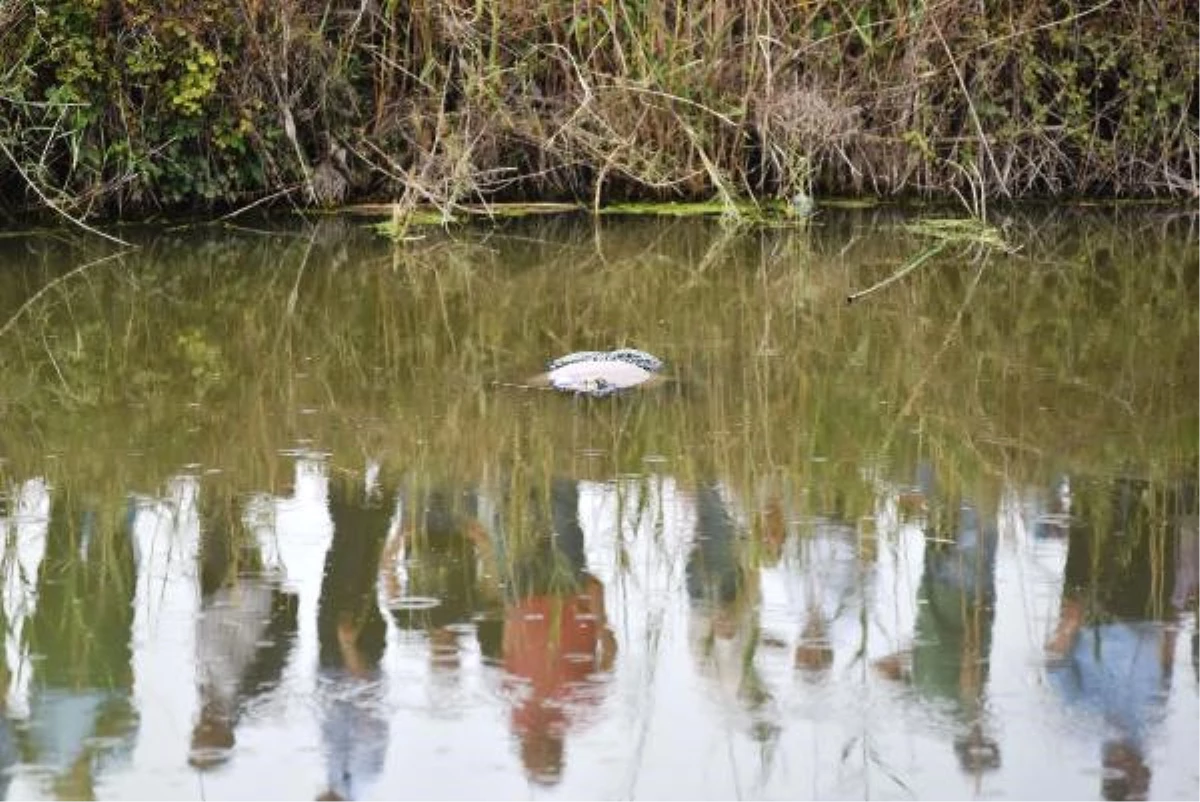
[189, 493, 298, 769]
[787, 520, 860, 678]
[875, 465, 1001, 776]
[381, 485, 500, 674]
[1045, 475, 1196, 802]
[495, 477, 616, 788]
[23, 495, 140, 800]
[685, 482, 779, 746]
[916, 489, 1000, 774]
[316, 475, 391, 802]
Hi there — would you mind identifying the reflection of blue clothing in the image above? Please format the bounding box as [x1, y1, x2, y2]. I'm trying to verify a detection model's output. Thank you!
[912, 500, 997, 714]
[925, 503, 996, 600]
[913, 463, 996, 599]
[27, 688, 136, 777]
[686, 484, 741, 606]
[319, 670, 388, 800]
[0, 717, 17, 799]
[1047, 621, 1170, 750]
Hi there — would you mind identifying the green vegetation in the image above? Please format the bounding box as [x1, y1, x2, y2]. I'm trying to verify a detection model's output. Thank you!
[1, 1, 1195, 221]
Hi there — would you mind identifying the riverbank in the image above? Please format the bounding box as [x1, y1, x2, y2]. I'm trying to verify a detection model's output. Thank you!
[1, 0, 1196, 222]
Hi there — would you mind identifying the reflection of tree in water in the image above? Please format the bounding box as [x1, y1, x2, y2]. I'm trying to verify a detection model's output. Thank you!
[189, 492, 298, 770]
[685, 482, 781, 755]
[316, 475, 390, 802]
[23, 493, 139, 800]
[497, 477, 616, 788]
[864, 463, 1002, 784]
[1046, 474, 1196, 802]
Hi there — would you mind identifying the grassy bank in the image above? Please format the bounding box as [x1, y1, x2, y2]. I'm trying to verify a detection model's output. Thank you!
[0, 1, 1196, 221]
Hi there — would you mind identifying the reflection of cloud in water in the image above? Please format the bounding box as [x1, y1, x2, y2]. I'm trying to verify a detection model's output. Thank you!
[129, 474, 201, 781]
[999, 483, 1070, 649]
[864, 487, 926, 666]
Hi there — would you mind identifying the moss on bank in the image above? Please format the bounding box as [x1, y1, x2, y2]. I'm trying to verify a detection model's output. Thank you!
[1, 0, 1196, 221]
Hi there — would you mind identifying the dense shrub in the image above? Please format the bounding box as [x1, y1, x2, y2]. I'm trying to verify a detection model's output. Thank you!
[0, 0, 1195, 217]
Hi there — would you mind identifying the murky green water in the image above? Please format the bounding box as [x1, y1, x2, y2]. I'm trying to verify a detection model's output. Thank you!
[0, 209, 1196, 800]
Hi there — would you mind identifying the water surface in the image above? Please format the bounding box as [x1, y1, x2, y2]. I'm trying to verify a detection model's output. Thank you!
[0, 209, 1196, 800]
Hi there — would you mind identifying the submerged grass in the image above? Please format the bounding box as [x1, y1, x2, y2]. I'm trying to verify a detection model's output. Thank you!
[0, 209, 1193, 510]
[370, 199, 805, 240]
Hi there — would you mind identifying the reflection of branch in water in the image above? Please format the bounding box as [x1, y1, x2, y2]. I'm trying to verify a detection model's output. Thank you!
[838, 734, 916, 800]
[882, 260, 989, 453]
[846, 242, 949, 305]
[0, 250, 128, 341]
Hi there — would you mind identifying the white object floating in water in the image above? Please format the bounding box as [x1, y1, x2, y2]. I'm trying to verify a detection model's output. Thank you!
[536, 348, 666, 397]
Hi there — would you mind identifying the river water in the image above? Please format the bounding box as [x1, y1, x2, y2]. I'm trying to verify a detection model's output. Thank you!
[0, 208, 1196, 800]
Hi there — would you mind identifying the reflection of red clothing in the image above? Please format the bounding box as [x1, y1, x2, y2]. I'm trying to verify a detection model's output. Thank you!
[503, 592, 600, 736]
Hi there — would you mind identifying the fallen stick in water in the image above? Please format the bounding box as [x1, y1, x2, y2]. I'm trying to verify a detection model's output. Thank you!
[846, 241, 948, 304]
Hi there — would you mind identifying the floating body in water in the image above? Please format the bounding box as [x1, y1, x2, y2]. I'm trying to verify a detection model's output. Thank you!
[530, 348, 667, 397]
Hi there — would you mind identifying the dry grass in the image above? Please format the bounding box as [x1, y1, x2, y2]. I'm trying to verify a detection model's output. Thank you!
[1, 0, 1195, 219]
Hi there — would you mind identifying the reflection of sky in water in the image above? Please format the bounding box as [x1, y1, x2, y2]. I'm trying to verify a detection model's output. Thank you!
[2, 478, 49, 720]
[0, 461, 1194, 800]
[128, 475, 201, 796]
